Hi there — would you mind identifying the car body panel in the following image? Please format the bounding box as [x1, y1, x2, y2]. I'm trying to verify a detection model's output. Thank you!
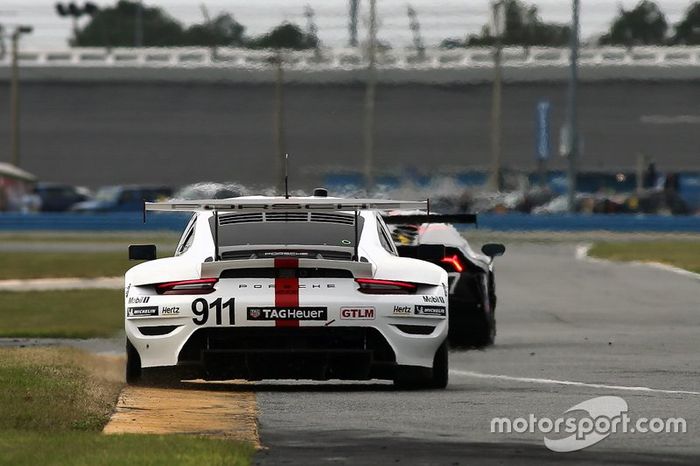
[125, 197, 449, 380]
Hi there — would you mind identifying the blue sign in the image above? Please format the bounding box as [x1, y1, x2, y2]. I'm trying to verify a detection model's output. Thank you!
[536, 100, 551, 160]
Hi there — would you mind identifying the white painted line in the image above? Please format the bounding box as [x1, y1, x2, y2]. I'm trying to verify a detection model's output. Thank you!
[640, 115, 700, 125]
[639, 261, 700, 281]
[575, 243, 700, 281]
[575, 243, 593, 261]
[0, 276, 123, 291]
[450, 370, 700, 396]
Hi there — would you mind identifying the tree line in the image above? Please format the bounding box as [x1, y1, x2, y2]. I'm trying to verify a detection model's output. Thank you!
[444, 0, 700, 48]
[74, 0, 318, 49]
[73, 0, 700, 49]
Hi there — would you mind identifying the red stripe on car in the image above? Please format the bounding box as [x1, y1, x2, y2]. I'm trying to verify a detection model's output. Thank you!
[274, 257, 299, 327]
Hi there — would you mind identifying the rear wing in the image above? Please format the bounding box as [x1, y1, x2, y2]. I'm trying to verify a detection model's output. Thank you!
[143, 197, 429, 263]
[145, 198, 428, 213]
[382, 213, 478, 227]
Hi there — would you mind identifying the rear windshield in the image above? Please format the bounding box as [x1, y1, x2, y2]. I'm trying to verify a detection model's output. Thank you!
[209, 215, 364, 248]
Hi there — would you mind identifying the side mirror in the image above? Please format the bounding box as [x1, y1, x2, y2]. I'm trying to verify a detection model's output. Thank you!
[416, 244, 446, 262]
[129, 244, 157, 261]
[481, 243, 506, 258]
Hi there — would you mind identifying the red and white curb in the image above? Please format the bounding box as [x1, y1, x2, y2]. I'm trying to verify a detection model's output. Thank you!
[575, 243, 700, 282]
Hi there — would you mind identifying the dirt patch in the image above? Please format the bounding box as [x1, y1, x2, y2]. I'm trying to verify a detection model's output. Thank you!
[103, 384, 260, 447]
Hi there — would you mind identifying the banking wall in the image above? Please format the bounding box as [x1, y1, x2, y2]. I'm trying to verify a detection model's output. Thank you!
[0, 80, 696, 187]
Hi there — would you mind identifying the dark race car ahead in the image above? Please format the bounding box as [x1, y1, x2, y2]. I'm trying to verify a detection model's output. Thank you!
[384, 213, 505, 348]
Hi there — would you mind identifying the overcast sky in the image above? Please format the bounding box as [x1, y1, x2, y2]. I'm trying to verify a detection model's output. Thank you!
[0, 1, 695, 49]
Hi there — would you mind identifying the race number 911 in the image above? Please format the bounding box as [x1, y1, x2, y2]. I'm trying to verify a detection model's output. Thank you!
[191, 298, 235, 326]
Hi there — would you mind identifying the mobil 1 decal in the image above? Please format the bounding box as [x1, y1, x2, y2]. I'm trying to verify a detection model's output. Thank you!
[422, 295, 446, 304]
[191, 298, 235, 326]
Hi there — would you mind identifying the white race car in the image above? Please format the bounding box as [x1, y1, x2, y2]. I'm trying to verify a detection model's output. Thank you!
[124, 195, 450, 388]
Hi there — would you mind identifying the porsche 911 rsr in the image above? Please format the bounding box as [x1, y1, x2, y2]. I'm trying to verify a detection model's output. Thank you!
[384, 213, 505, 348]
[124, 197, 450, 389]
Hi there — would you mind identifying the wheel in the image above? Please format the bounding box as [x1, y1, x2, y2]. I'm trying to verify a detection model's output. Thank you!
[448, 306, 495, 349]
[394, 341, 449, 390]
[468, 273, 497, 348]
[478, 273, 497, 347]
[126, 339, 142, 384]
[472, 309, 496, 348]
[429, 341, 449, 389]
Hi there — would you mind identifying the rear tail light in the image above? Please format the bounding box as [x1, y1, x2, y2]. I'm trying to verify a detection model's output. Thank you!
[155, 278, 218, 295]
[440, 255, 464, 273]
[355, 278, 417, 295]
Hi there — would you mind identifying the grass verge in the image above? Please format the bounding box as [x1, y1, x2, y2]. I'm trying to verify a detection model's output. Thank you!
[0, 347, 253, 466]
[0, 232, 179, 244]
[0, 289, 123, 338]
[0, 432, 254, 466]
[0, 252, 134, 280]
[0, 347, 122, 432]
[588, 241, 700, 274]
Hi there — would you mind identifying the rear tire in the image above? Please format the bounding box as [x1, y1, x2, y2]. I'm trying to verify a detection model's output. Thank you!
[125, 339, 142, 384]
[449, 309, 495, 349]
[394, 341, 449, 390]
[473, 310, 496, 348]
[451, 271, 497, 348]
[429, 341, 449, 389]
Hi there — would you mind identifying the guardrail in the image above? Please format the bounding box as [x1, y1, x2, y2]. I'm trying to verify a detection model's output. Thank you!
[1, 46, 699, 70]
[1, 212, 699, 233]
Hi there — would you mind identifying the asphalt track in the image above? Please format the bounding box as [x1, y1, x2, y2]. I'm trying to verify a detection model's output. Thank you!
[0, 81, 698, 188]
[251, 242, 699, 465]
[2, 241, 697, 464]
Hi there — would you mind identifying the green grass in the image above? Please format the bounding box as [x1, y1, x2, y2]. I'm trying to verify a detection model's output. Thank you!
[0, 290, 123, 338]
[588, 241, 700, 274]
[0, 347, 122, 432]
[0, 432, 253, 466]
[0, 347, 253, 466]
[0, 252, 134, 280]
[0, 232, 179, 244]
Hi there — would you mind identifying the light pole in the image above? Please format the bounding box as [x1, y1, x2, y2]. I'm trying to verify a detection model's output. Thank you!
[348, 0, 359, 47]
[55, 2, 99, 45]
[304, 5, 321, 59]
[407, 5, 425, 60]
[10, 25, 32, 167]
[565, 0, 580, 213]
[489, 1, 505, 192]
[364, 0, 377, 194]
[273, 52, 287, 194]
[135, 0, 144, 47]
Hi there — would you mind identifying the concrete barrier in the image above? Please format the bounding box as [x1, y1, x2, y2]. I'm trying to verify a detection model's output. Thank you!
[1, 212, 698, 233]
[1, 46, 700, 84]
